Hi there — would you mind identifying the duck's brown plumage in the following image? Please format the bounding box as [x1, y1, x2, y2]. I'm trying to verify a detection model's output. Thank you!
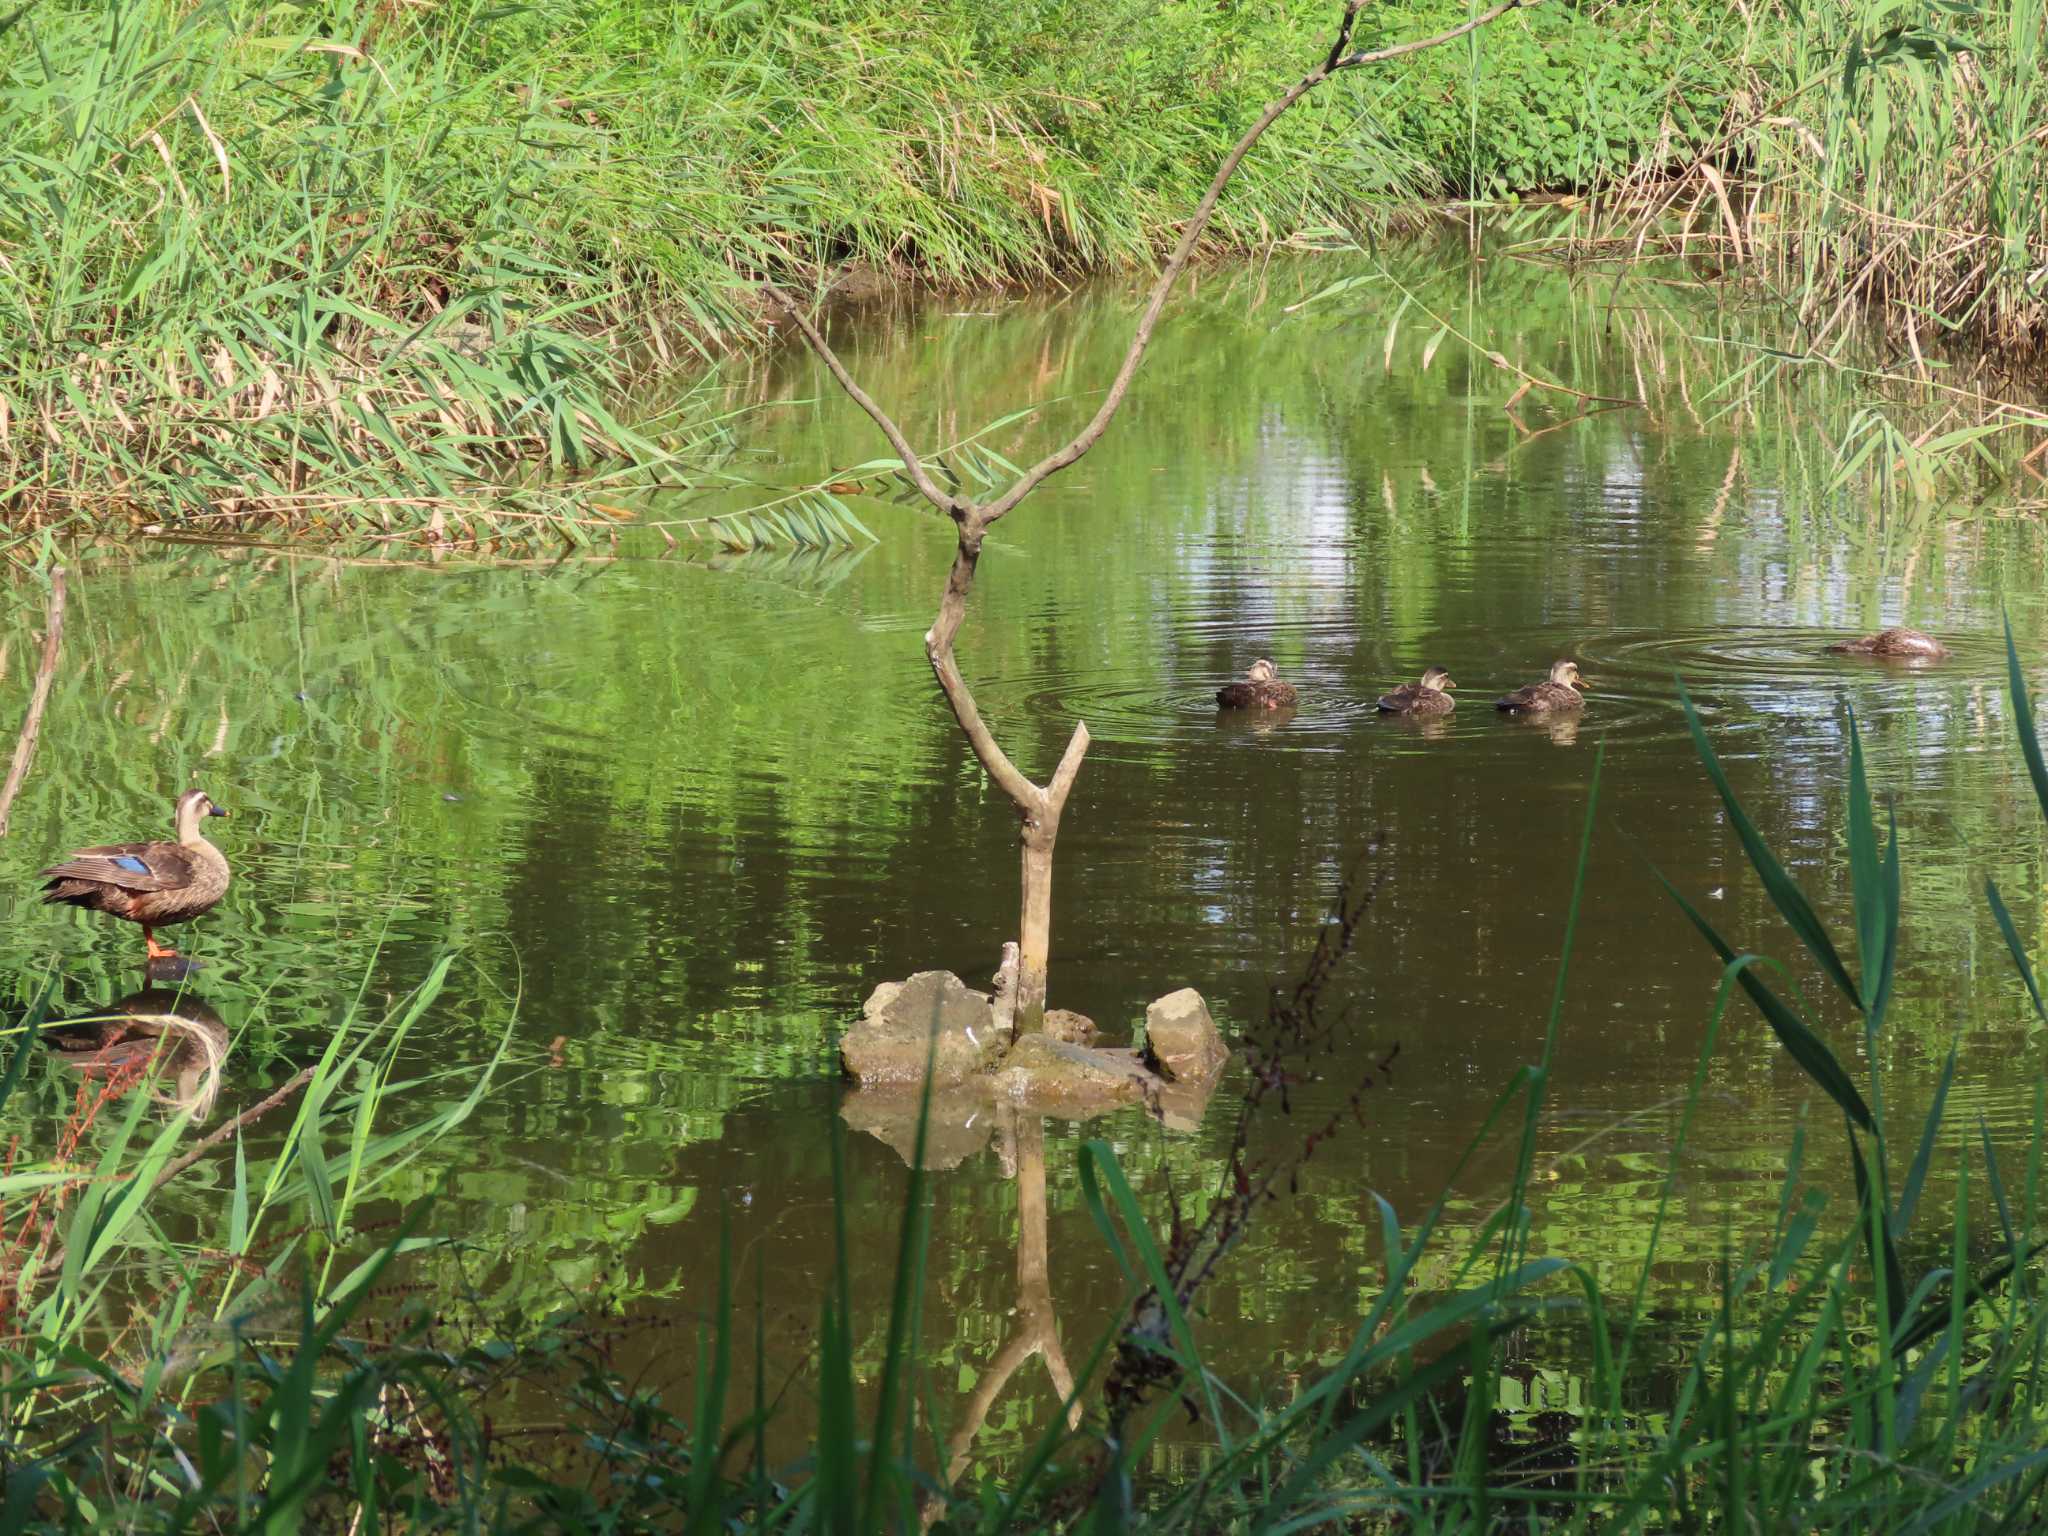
[1826, 626, 1947, 659]
[1377, 666, 1456, 715]
[1496, 660, 1586, 714]
[41, 791, 230, 955]
[1216, 659, 1297, 711]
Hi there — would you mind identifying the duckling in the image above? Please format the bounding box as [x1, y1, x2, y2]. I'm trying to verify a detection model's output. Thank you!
[1216, 658, 1297, 711]
[41, 790, 231, 963]
[1377, 666, 1457, 715]
[1496, 659, 1586, 714]
[1826, 626, 1947, 659]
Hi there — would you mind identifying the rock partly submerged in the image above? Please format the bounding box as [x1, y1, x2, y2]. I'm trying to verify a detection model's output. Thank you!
[1043, 1008, 1098, 1046]
[990, 1034, 1149, 1108]
[1140, 987, 1230, 1083]
[841, 973, 1232, 1147]
[839, 970, 1005, 1088]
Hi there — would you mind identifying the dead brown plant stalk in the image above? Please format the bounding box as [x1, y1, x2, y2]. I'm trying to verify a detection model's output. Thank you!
[1105, 840, 1396, 1432]
[0, 568, 66, 839]
[0, 1057, 152, 1327]
[766, 0, 1545, 1032]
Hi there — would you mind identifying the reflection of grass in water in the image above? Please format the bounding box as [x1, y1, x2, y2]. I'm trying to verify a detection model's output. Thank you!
[19, 648, 2048, 1529]
[12, 266, 2048, 1517]
[0, 948, 515, 1509]
[2, 292, 2042, 1398]
[1297, 229, 2047, 535]
[0, 546, 896, 1319]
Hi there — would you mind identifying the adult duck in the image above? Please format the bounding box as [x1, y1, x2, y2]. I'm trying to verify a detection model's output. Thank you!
[1377, 666, 1456, 716]
[41, 789, 231, 962]
[1495, 660, 1586, 714]
[1216, 659, 1297, 711]
[1826, 626, 1947, 659]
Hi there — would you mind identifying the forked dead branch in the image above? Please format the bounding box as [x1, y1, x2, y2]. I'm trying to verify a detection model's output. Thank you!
[767, 0, 1545, 1033]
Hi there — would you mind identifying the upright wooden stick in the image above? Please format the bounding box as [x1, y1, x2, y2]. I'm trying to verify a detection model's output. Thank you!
[767, 0, 1544, 1028]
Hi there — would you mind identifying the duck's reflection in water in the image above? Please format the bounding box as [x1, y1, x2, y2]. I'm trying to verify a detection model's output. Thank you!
[1375, 711, 1452, 743]
[1214, 703, 1297, 736]
[43, 988, 231, 1122]
[1507, 710, 1581, 747]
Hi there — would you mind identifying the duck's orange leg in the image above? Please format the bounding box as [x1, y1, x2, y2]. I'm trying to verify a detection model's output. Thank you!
[143, 927, 176, 961]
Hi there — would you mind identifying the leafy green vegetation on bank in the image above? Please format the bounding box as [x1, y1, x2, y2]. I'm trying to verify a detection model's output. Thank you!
[3, 0, 1742, 538]
[1552, 0, 2048, 357]
[9, 0, 2044, 535]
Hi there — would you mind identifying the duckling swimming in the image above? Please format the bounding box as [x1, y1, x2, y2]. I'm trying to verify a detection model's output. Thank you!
[1826, 627, 1946, 659]
[1376, 666, 1456, 715]
[1495, 659, 1586, 714]
[1216, 658, 1297, 711]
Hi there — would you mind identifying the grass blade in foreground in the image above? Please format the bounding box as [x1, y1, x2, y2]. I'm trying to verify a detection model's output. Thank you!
[1649, 862, 1873, 1131]
[1676, 676, 1864, 1011]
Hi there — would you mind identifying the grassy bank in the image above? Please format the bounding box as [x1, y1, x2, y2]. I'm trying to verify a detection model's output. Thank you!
[1564, 0, 2048, 360]
[9, 0, 2045, 541]
[2, 0, 1739, 541]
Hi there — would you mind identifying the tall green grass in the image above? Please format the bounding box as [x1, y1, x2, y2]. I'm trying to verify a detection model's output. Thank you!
[0, 953, 515, 1526]
[0, 0, 1409, 542]
[11, 0, 2042, 545]
[1575, 0, 2048, 358]
[1754, 0, 2048, 357]
[0, 0, 696, 547]
[2, 0, 1751, 543]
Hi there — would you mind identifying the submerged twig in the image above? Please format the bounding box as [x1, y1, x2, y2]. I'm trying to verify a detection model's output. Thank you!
[1104, 840, 1398, 1431]
[0, 568, 67, 839]
[765, 0, 1546, 1029]
[148, 1067, 316, 1196]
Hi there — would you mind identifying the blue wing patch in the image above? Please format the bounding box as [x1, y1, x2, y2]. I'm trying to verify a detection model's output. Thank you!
[110, 855, 151, 874]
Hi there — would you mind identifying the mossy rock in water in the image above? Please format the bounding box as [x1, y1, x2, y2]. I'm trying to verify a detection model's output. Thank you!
[1043, 1008, 1097, 1046]
[841, 970, 1002, 1087]
[990, 1034, 1148, 1109]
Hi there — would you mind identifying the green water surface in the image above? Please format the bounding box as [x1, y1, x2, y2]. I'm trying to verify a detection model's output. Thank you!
[5, 239, 2047, 1476]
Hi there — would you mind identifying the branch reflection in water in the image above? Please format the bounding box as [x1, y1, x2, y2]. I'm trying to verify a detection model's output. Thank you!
[928, 1112, 1083, 1518]
[842, 1055, 1230, 1508]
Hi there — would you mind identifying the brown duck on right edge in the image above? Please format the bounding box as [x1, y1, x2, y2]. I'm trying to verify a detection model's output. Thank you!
[1827, 626, 1947, 659]
[1496, 659, 1586, 714]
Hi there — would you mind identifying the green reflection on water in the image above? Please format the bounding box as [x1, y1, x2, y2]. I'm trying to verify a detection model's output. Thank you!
[4, 238, 2048, 1474]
